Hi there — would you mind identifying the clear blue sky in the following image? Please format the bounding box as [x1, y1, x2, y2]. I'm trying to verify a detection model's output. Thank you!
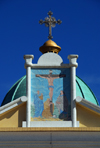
[0, 0, 100, 105]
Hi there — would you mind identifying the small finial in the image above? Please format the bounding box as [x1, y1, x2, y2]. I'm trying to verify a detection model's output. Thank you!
[39, 11, 62, 39]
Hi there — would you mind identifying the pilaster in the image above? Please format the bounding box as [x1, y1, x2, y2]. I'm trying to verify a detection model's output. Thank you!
[24, 55, 34, 127]
[68, 54, 78, 127]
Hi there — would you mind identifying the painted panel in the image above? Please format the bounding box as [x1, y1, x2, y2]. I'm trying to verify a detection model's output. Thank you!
[31, 68, 71, 121]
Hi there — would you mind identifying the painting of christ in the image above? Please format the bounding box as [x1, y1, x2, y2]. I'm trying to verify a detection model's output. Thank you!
[36, 70, 66, 115]
[31, 68, 71, 121]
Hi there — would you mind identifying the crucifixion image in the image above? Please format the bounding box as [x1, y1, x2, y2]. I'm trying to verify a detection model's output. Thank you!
[36, 70, 66, 115]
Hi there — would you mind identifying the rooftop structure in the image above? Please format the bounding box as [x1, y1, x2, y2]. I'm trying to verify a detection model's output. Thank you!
[1, 75, 99, 106]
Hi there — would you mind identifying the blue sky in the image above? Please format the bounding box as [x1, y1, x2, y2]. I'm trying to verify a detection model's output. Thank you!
[0, 0, 100, 105]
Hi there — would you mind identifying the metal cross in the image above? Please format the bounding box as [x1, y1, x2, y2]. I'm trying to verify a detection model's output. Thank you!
[39, 11, 62, 39]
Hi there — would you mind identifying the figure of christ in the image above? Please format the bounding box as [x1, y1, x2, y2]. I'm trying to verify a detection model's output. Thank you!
[36, 70, 66, 115]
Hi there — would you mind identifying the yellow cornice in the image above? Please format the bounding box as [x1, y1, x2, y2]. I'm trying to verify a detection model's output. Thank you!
[0, 127, 100, 132]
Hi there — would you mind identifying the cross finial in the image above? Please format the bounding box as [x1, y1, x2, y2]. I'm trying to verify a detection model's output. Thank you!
[39, 11, 62, 39]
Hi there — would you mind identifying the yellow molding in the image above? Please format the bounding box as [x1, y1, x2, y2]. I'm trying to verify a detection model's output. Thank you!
[0, 127, 100, 132]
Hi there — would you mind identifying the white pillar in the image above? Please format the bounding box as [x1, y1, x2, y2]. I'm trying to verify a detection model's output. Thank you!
[68, 55, 78, 127]
[24, 55, 34, 127]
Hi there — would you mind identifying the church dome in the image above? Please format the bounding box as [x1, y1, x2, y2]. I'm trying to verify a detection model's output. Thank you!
[1, 76, 26, 106]
[1, 75, 99, 106]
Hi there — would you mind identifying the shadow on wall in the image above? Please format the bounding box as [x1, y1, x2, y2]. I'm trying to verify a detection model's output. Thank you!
[0, 102, 26, 127]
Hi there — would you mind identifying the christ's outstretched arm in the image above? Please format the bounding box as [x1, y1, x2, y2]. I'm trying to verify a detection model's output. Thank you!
[36, 74, 47, 79]
[52, 74, 66, 80]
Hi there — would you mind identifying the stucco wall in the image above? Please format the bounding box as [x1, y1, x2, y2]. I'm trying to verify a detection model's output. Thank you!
[0, 103, 26, 127]
[76, 103, 100, 127]
[1, 102, 100, 127]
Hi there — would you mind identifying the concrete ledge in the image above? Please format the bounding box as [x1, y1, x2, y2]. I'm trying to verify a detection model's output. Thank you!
[24, 64, 77, 68]
[22, 121, 79, 128]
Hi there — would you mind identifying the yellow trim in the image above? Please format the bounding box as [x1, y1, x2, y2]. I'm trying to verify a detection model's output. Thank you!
[0, 127, 100, 132]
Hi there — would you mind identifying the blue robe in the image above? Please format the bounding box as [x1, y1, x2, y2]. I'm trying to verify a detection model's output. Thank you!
[34, 94, 44, 117]
[34, 94, 40, 117]
[39, 99, 44, 117]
